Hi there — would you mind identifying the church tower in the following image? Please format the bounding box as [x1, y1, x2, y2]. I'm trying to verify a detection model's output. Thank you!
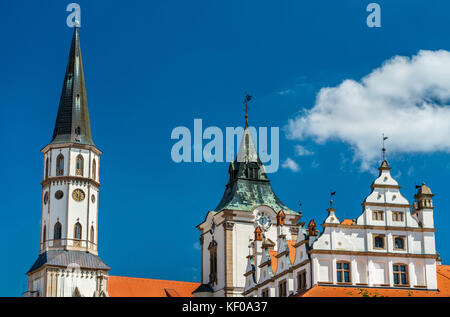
[194, 104, 300, 297]
[25, 26, 110, 297]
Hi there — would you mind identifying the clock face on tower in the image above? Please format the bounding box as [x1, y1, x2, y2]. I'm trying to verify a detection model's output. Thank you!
[255, 211, 272, 232]
[72, 189, 85, 202]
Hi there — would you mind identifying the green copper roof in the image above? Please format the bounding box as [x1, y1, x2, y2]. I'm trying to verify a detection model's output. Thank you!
[51, 27, 94, 146]
[214, 128, 297, 215]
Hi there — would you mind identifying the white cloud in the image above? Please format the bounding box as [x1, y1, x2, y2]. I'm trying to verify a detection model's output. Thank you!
[407, 166, 414, 176]
[277, 89, 295, 96]
[282, 158, 300, 172]
[286, 50, 450, 170]
[193, 241, 201, 250]
[294, 145, 314, 156]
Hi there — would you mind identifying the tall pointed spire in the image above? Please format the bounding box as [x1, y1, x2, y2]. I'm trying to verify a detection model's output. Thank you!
[51, 26, 94, 146]
[213, 97, 297, 215]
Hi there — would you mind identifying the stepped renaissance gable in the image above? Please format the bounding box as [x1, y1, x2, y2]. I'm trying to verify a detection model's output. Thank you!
[242, 159, 446, 297]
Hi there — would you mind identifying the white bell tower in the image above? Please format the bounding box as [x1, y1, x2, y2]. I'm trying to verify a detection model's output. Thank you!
[25, 26, 110, 297]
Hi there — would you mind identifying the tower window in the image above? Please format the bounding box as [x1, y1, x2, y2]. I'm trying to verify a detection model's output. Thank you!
[43, 225, 47, 243]
[393, 264, 408, 286]
[336, 261, 351, 283]
[373, 235, 385, 249]
[90, 225, 95, 244]
[45, 158, 49, 179]
[56, 154, 64, 176]
[92, 159, 97, 180]
[76, 155, 84, 176]
[54, 222, 62, 240]
[74, 222, 82, 240]
[208, 240, 218, 285]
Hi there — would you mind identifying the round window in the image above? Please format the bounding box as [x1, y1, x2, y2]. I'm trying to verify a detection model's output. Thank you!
[91, 194, 96, 203]
[55, 190, 64, 200]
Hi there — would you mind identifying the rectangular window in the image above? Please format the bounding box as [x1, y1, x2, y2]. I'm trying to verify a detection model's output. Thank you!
[393, 264, 408, 286]
[297, 270, 307, 291]
[394, 236, 406, 250]
[279, 280, 287, 297]
[336, 262, 351, 283]
[392, 211, 404, 222]
[373, 235, 386, 249]
[372, 210, 384, 221]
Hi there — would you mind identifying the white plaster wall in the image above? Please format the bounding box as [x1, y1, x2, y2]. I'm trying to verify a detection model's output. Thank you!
[56, 270, 99, 297]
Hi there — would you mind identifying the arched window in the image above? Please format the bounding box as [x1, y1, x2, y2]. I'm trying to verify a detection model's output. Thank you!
[43, 225, 47, 243]
[54, 222, 62, 240]
[45, 158, 49, 179]
[208, 240, 218, 285]
[393, 264, 408, 286]
[76, 155, 84, 176]
[336, 261, 351, 283]
[74, 222, 82, 240]
[90, 225, 95, 244]
[92, 159, 96, 180]
[56, 154, 64, 176]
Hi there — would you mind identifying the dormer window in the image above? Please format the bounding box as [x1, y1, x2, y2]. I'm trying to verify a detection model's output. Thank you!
[247, 163, 259, 180]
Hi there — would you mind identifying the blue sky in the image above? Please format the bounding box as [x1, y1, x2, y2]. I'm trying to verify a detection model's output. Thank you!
[1, 0, 450, 296]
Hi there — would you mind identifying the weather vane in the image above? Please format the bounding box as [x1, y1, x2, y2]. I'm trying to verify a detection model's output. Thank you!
[329, 191, 336, 208]
[382, 134, 388, 161]
[244, 92, 252, 128]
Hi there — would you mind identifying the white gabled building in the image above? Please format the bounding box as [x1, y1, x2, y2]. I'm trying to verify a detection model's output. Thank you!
[309, 160, 438, 290]
[240, 159, 441, 296]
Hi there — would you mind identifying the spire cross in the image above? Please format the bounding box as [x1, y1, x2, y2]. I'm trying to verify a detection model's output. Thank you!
[244, 93, 252, 128]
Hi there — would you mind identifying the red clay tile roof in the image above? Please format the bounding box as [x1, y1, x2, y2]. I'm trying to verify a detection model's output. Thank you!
[300, 265, 450, 297]
[108, 276, 200, 297]
[340, 219, 354, 225]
